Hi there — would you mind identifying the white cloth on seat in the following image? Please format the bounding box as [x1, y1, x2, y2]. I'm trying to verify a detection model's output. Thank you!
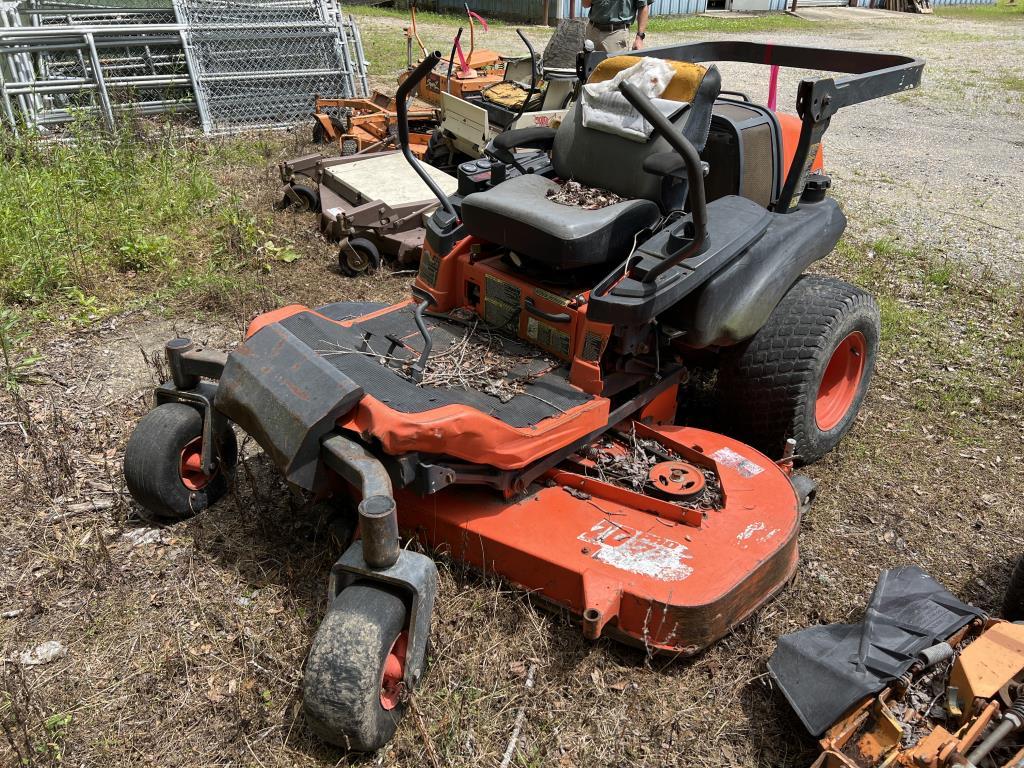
[581, 57, 687, 142]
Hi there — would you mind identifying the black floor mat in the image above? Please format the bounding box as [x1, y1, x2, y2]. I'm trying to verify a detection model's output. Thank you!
[279, 306, 593, 429]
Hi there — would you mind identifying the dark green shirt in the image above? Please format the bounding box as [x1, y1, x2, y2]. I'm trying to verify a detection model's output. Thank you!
[587, 0, 654, 26]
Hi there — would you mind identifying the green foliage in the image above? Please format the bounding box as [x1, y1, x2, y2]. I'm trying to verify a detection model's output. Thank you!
[648, 12, 818, 33]
[0, 307, 41, 390]
[214, 197, 300, 267]
[0, 115, 217, 313]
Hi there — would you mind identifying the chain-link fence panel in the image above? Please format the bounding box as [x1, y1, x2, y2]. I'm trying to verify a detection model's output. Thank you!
[172, 0, 367, 133]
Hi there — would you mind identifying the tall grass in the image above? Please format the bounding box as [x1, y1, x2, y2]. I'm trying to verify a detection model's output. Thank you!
[0, 117, 218, 312]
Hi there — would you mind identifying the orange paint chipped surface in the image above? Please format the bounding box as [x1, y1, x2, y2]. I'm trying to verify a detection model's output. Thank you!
[949, 621, 1024, 700]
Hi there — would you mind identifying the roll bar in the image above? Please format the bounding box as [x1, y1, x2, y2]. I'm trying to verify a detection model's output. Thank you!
[582, 42, 924, 211]
[510, 29, 539, 128]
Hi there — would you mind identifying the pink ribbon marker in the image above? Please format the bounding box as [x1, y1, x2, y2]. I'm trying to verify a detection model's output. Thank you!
[767, 64, 780, 112]
[455, 40, 470, 75]
[467, 10, 488, 30]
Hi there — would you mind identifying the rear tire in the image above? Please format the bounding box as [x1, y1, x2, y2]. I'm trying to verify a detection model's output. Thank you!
[1004, 554, 1024, 621]
[716, 275, 880, 465]
[123, 403, 237, 522]
[304, 583, 409, 751]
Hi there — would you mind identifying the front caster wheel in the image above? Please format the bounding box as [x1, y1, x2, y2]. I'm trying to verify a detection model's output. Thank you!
[123, 403, 237, 522]
[278, 180, 320, 212]
[304, 583, 409, 751]
[338, 237, 381, 277]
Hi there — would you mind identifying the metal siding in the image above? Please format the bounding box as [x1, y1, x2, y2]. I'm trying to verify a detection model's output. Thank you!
[854, 0, 995, 5]
[555, 0, 708, 17]
[397, 0, 993, 18]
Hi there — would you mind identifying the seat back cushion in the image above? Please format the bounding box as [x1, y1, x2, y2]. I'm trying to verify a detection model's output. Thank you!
[553, 57, 721, 211]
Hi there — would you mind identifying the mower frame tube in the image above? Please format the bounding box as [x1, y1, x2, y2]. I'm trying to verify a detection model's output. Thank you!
[328, 540, 438, 691]
[396, 51, 457, 219]
[510, 29, 539, 129]
[322, 434, 400, 570]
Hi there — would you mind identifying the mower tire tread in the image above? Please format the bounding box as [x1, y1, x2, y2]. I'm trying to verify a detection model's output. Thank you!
[123, 403, 236, 522]
[303, 583, 408, 752]
[1004, 554, 1024, 621]
[717, 275, 879, 465]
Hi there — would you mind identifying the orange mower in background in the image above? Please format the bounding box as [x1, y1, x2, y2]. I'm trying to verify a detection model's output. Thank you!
[770, 558, 1024, 768]
[124, 43, 924, 753]
[398, 1, 505, 106]
[309, 91, 439, 158]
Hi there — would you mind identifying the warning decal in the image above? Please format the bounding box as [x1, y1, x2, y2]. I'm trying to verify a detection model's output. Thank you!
[710, 447, 765, 478]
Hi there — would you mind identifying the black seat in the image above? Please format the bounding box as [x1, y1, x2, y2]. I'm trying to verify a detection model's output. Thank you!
[460, 56, 721, 270]
[458, 174, 660, 270]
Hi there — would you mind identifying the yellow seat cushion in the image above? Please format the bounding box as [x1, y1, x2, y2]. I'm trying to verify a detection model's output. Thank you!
[588, 55, 708, 103]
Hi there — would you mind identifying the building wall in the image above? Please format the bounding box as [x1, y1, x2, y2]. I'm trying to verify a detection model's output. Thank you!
[388, 0, 994, 20]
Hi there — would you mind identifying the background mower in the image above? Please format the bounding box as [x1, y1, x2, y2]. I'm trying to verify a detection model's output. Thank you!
[770, 562, 1024, 768]
[123, 42, 922, 751]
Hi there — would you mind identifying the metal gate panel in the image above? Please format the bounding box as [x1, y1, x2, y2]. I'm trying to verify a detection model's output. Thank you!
[172, 0, 367, 133]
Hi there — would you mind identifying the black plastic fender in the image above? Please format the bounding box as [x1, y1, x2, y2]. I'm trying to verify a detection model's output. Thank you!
[669, 197, 847, 348]
[215, 323, 363, 494]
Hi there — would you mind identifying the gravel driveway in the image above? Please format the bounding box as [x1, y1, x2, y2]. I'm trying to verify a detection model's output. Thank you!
[674, 8, 1024, 278]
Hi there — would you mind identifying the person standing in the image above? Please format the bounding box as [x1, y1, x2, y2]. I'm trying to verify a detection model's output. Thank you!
[582, 0, 653, 52]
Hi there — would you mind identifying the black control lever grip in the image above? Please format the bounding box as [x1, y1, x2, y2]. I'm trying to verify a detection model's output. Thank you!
[396, 51, 457, 218]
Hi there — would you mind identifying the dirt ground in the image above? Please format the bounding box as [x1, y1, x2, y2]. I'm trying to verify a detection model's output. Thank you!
[2, 8, 1023, 768]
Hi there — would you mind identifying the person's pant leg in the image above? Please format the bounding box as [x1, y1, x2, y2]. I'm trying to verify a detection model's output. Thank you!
[586, 25, 629, 52]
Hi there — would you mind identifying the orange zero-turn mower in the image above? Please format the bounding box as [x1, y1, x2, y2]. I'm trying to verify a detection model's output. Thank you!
[122, 43, 923, 751]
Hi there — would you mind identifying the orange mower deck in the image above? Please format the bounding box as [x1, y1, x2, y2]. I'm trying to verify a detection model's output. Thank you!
[395, 425, 800, 653]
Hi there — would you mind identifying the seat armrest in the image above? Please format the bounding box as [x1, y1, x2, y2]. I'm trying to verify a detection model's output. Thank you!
[492, 126, 557, 154]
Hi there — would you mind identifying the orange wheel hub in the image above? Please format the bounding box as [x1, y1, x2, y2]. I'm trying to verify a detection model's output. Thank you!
[380, 631, 408, 710]
[815, 331, 867, 431]
[179, 437, 210, 491]
[648, 461, 706, 499]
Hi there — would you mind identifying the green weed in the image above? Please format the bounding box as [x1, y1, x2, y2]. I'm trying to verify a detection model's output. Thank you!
[0, 307, 41, 391]
[0, 115, 218, 316]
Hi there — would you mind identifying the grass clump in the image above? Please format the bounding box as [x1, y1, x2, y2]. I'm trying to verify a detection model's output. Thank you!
[649, 12, 818, 33]
[0, 118, 217, 316]
[0, 117, 302, 337]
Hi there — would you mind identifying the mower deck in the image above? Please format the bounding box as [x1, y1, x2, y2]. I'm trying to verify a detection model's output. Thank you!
[265, 302, 608, 468]
[397, 424, 799, 653]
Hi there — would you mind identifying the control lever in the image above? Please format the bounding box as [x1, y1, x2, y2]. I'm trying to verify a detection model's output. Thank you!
[396, 51, 457, 219]
[618, 80, 708, 285]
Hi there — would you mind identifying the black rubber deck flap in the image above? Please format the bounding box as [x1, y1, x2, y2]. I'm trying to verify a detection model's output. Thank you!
[767, 566, 982, 737]
[279, 307, 593, 429]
